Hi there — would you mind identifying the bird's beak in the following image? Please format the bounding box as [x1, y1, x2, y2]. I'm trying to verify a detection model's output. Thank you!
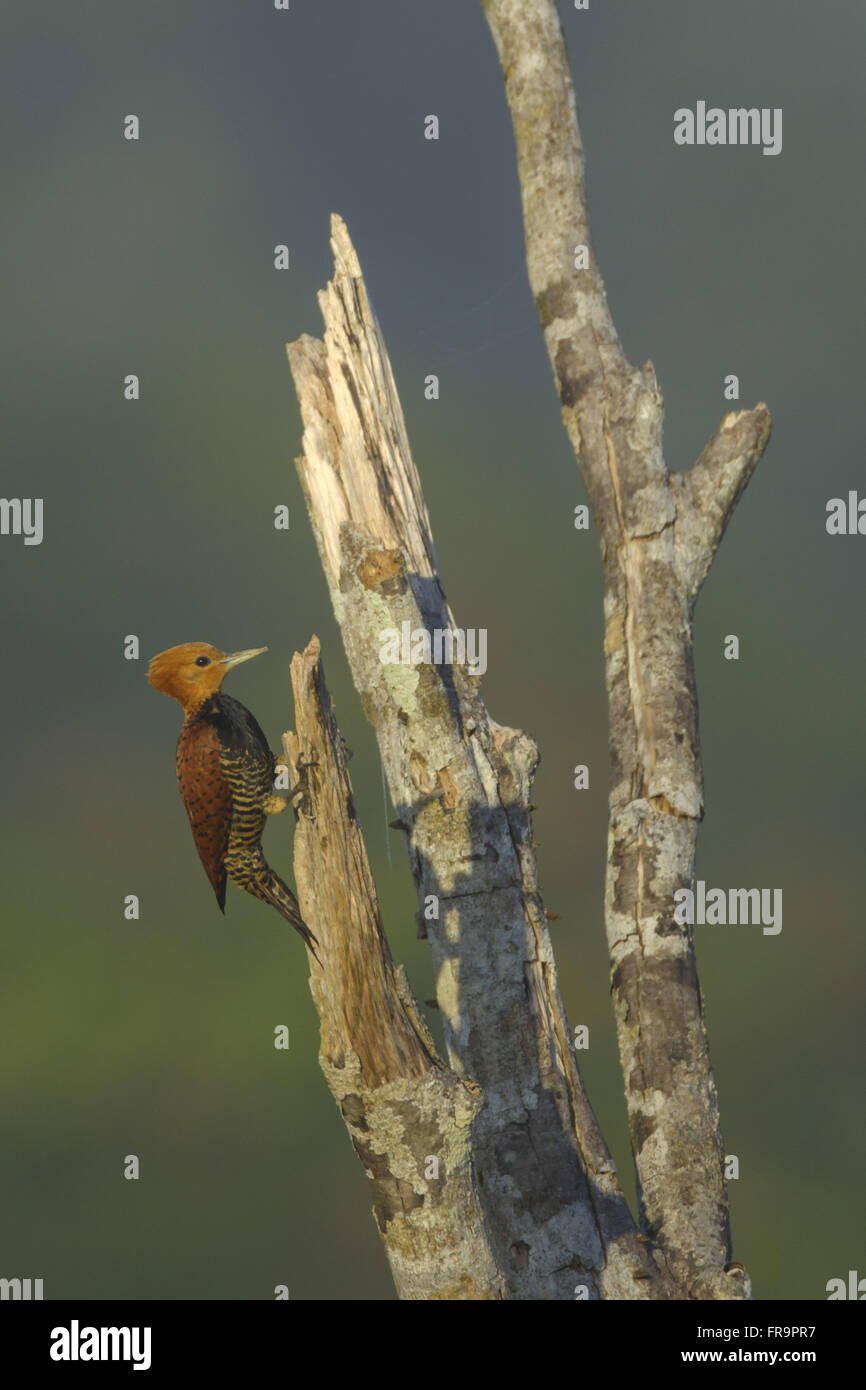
[220, 647, 268, 669]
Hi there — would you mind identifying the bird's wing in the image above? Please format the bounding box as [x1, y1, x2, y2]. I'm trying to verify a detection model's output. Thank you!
[209, 693, 275, 803]
[176, 719, 232, 910]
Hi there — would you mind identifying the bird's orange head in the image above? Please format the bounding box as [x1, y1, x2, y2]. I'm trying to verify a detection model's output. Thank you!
[147, 642, 268, 714]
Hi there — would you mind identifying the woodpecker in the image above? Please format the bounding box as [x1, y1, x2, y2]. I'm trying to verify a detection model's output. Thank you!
[148, 641, 318, 957]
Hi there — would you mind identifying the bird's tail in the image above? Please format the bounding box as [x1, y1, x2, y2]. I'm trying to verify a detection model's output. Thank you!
[246, 862, 320, 962]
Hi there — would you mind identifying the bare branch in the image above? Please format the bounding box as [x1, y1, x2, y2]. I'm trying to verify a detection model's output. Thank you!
[483, 0, 771, 1298]
[480, 0, 623, 370]
[674, 404, 773, 596]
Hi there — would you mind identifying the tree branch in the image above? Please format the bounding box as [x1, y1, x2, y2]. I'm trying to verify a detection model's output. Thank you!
[482, 0, 771, 1298]
[674, 405, 773, 596]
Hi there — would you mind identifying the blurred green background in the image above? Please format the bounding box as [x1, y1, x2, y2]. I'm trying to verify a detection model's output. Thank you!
[1, 0, 863, 1300]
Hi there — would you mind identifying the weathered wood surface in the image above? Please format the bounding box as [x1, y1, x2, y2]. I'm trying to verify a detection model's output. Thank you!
[285, 638, 503, 1299]
[287, 218, 666, 1299]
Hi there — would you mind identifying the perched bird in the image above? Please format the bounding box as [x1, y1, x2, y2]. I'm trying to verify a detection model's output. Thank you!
[148, 641, 318, 957]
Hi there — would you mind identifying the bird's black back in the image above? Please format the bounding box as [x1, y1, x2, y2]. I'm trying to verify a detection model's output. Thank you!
[199, 692, 273, 761]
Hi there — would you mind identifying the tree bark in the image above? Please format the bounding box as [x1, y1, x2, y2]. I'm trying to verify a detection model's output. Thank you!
[286, 218, 667, 1300]
[284, 638, 503, 1299]
[481, 0, 771, 1298]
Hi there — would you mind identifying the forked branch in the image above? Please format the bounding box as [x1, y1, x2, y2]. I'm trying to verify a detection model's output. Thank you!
[482, 0, 771, 1297]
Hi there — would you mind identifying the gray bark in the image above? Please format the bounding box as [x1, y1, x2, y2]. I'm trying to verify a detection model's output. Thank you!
[481, 0, 771, 1298]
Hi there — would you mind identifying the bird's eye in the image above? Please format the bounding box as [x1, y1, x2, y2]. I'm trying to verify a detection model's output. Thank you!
[194, 656, 211, 668]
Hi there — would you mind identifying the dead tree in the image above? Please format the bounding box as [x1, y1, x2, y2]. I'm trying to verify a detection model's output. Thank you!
[282, 0, 770, 1301]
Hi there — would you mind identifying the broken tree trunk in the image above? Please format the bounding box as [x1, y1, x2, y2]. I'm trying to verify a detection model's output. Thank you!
[286, 216, 667, 1300]
[284, 638, 503, 1300]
